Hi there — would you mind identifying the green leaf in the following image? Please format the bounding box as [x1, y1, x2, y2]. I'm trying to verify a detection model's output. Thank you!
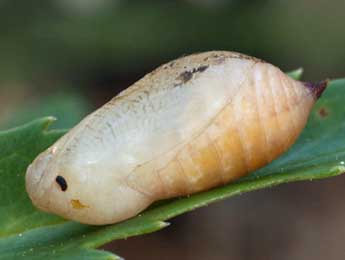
[0, 77, 345, 259]
[287, 67, 304, 80]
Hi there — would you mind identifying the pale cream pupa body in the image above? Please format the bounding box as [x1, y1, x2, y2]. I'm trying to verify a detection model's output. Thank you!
[26, 51, 327, 225]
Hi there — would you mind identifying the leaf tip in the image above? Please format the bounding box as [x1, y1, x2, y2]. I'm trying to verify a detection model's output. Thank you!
[109, 255, 124, 260]
[158, 221, 170, 228]
[287, 67, 304, 80]
[43, 116, 57, 128]
[33, 116, 58, 133]
[336, 165, 345, 173]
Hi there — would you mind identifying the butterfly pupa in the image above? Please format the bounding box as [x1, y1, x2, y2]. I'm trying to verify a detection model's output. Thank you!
[25, 51, 328, 225]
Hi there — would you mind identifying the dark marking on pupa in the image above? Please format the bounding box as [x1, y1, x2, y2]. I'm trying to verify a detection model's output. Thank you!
[192, 65, 209, 73]
[303, 80, 329, 99]
[175, 65, 210, 86]
[178, 71, 193, 83]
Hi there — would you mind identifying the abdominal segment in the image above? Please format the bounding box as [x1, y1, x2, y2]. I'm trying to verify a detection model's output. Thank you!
[127, 65, 314, 200]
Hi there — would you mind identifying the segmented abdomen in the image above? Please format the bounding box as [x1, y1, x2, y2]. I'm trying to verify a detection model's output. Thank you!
[129, 63, 315, 199]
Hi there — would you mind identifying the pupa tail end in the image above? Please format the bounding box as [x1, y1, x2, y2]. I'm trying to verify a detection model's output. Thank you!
[303, 80, 329, 99]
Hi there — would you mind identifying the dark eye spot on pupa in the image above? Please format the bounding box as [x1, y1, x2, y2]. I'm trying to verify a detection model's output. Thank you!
[56, 175, 67, 191]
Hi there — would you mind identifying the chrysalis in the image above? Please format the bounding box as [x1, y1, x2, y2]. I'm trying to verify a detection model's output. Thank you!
[26, 51, 328, 225]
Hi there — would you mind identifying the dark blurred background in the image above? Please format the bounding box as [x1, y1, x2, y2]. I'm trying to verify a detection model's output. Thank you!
[1, 0, 345, 259]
